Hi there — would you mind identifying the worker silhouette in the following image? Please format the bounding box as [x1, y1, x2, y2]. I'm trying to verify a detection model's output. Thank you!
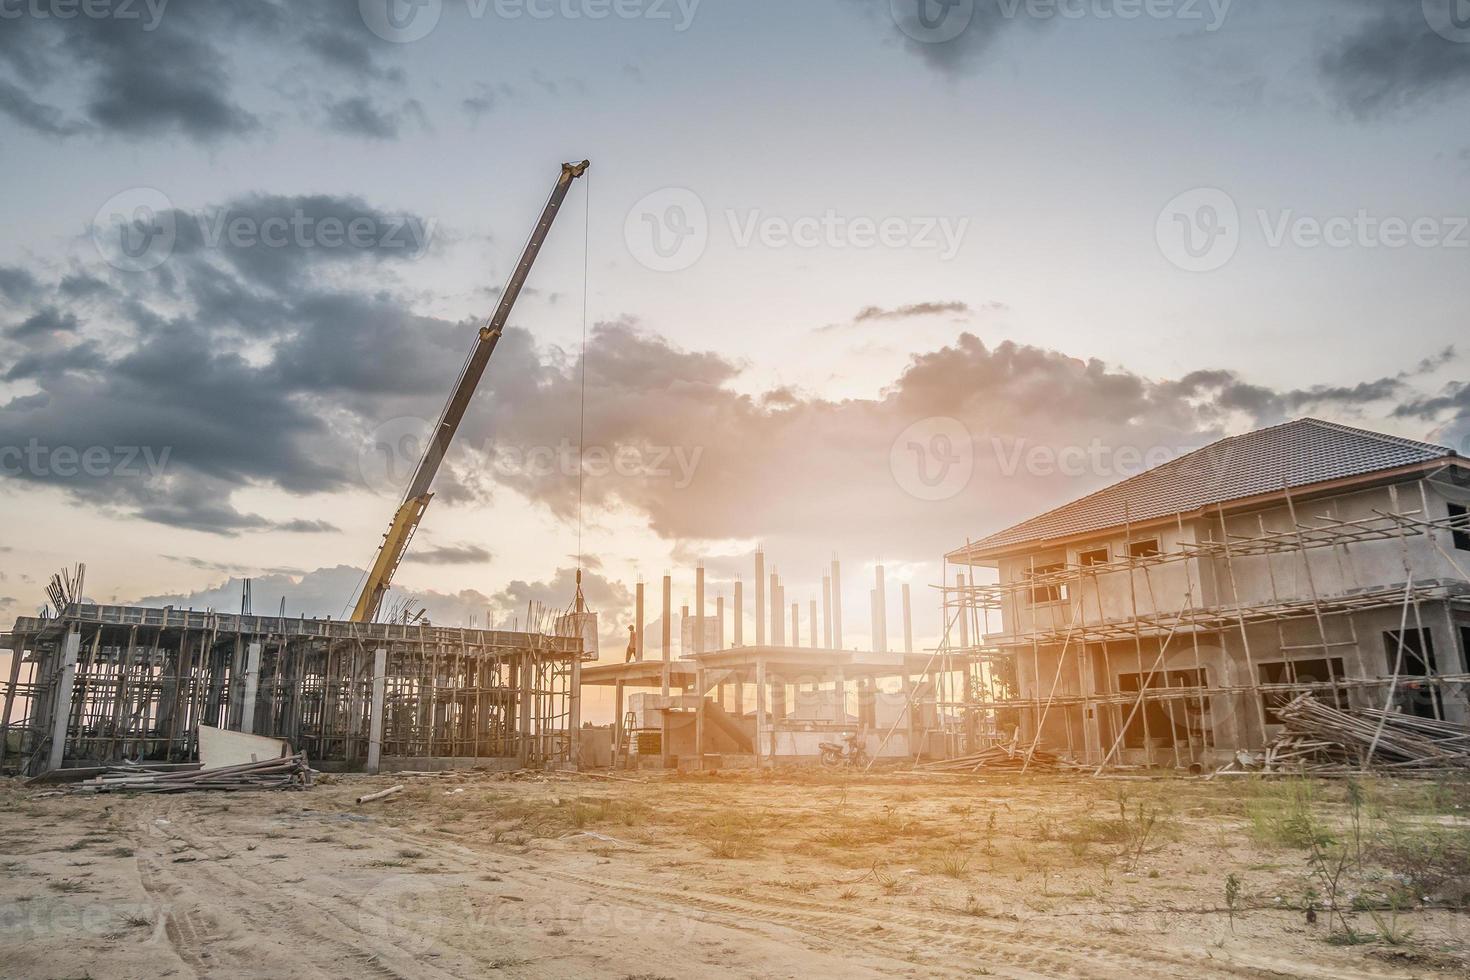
[625, 625, 638, 663]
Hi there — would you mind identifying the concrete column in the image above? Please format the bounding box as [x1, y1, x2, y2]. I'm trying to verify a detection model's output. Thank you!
[957, 574, 970, 650]
[831, 557, 844, 650]
[695, 666, 707, 766]
[518, 654, 533, 767]
[875, 564, 888, 654]
[771, 581, 784, 646]
[569, 646, 582, 770]
[902, 670, 917, 758]
[809, 600, 818, 649]
[46, 630, 81, 773]
[239, 640, 262, 735]
[870, 589, 878, 653]
[695, 565, 706, 654]
[755, 658, 767, 766]
[902, 584, 913, 654]
[734, 580, 744, 646]
[367, 647, 387, 774]
[791, 603, 799, 648]
[635, 581, 645, 661]
[754, 549, 766, 646]
[834, 668, 846, 727]
[661, 575, 672, 698]
[821, 575, 832, 648]
[0, 633, 27, 771]
[716, 596, 725, 651]
[614, 679, 626, 765]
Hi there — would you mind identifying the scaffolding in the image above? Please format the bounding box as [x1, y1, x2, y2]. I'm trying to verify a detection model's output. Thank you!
[0, 603, 586, 776]
[934, 484, 1470, 768]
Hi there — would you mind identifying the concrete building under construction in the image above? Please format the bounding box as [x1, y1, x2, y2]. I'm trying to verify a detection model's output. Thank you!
[0, 603, 586, 776]
[942, 419, 1470, 768]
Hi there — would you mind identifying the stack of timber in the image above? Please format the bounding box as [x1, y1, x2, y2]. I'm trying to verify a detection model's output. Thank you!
[66, 753, 314, 794]
[917, 744, 1063, 774]
[1263, 694, 1470, 774]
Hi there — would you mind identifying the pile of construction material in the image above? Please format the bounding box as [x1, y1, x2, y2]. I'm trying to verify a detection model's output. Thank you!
[917, 743, 1063, 774]
[1261, 694, 1470, 775]
[67, 753, 314, 794]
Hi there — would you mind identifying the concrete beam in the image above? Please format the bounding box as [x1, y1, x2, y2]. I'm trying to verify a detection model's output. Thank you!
[47, 630, 81, 773]
[239, 640, 262, 735]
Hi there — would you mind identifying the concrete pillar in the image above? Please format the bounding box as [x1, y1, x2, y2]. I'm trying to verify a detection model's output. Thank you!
[239, 640, 262, 735]
[771, 580, 784, 646]
[716, 596, 725, 651]
[661, 575, 672, 697]
[809, 600, 818, 649]
[695, 666, 707, 766]
[875, 564, 888, 654]
[831, 557, 844, 650]
[46, 630, 81, 773]
[734, 580, 744, 646]
[754, 548, 766, 646]
[870, 589, 878, 653]
[613, 679, 626, 765]
[695, 565, 706, 654]
[518, 654, 533, 767]
[569, 646, 582, 770]
[834, 668, 846, 727]
[902, 584, 913, 654]
[791, 603, 799, 648]
[367, 647, 387, 774]
[755, 658, 768, 766]
[821, 575, 832, 648]
[0, 633, 27, 771]
[635, 581, 645, 661]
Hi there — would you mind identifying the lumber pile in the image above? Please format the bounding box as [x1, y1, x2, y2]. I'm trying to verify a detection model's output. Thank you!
[917, 744, 1063, 773]
[1262, 695, 1470, 774]
[67, 753, 314, 794]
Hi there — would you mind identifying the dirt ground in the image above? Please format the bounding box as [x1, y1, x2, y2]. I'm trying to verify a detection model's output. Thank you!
[2, 767, 1468, 979]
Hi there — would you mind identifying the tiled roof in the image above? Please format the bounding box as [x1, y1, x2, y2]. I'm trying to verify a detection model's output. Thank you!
[954, 418, 1455, 559]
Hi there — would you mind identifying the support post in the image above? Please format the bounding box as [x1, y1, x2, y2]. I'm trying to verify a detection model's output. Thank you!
[902, 584, 913, 654]
[47, 630, 81, 773]
[367, 647, 387, 774]
[875, 564, 887, 653]
[716, 595, 725, 651]
[822, 575, 832, 648]
[754, 548, 766, 646]
[661, 574, 672, 769]
[791, 603, 799, 648]
[695, 565, 706, 654]
[695, 666, 707, 766]
[635, 581, 645, 661]
[809, 600, 818, 649]
[569, 647, 582, 770]
[613, 679, 625, 766]
[0, 634, 27, 771]
[755, 658, 768, 767]
[831, 557, 843, 650]
[239, 640, 262, 735]
[734, 580, 744, 646]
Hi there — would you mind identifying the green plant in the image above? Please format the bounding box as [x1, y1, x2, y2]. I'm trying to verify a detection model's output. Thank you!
[1224, 873, 1241, 933]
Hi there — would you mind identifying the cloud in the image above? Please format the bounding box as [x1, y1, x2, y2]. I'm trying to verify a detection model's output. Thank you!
[324, 96, 421, 140]
[1319, 0, 1470, 116]
[0, 5, 411, 143]
[843, 0, 1046, 76]
[406, 543, 494, 566]
[854, 301, 971, 322]
[8, 307, 80, 340]
[0, 266, 42, 304]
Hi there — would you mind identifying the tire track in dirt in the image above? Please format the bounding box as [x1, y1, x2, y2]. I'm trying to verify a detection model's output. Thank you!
[133, 798, 453, 980]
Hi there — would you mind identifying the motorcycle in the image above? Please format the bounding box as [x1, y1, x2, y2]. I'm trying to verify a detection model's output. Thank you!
[818, 732, 869, 769]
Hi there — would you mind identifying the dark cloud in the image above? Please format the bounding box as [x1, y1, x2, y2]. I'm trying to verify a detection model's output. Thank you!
[324, 96, 409, 140]
[7, 308, 79, 339]
[1319, 1, 1470, 116]
[0, 4, 410, 143]
[406, 543, 494, 566]
[0, 266, 41, 304]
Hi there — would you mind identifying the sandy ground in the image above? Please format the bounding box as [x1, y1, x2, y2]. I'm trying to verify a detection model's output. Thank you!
[2, 768, 1468, 979]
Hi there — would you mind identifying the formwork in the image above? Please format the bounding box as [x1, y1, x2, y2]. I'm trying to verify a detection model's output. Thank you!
[0, 603, 585, 776]
[934, 485, 1470, 768]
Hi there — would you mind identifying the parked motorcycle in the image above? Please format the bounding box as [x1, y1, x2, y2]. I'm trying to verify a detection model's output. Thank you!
[818, 731, 869, 769]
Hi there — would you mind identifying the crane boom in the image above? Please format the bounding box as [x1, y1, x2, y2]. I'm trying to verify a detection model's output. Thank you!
[350, 160, 589, 623]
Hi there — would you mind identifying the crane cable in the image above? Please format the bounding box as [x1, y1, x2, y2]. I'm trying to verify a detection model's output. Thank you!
[575, 170, 591, 581]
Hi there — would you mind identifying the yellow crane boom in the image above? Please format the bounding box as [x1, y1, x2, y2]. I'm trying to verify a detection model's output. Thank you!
[351, 160, 590, 623]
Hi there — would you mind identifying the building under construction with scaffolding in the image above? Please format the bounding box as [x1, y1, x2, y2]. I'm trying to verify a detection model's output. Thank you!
[940, 419, 1470, 769]
[0, 603, 587, 777]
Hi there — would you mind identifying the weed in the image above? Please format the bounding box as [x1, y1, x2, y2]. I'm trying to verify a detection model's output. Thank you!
[1224, 873, 1241, 933]
[935, 853, 970, 879]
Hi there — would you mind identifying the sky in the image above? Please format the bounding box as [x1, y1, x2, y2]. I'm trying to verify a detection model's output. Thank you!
[1, 0, 1469, 686]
